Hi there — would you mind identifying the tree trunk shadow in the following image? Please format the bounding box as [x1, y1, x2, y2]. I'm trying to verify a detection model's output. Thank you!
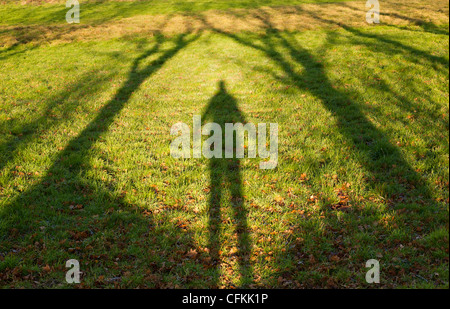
[196, 10, 445, 287]
[0, 32, 200, 287]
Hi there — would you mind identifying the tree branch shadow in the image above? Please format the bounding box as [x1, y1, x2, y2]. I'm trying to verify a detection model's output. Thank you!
[193, 9, 446, 287]
[0, 32, 201, 287]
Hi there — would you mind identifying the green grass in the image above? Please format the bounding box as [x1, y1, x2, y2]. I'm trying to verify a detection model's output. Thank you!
[0, 3, 448, 288]
[0, 0, 354, 26]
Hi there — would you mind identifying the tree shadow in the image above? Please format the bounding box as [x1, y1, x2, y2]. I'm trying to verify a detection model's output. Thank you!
[286, 6, 449, 132]
[0, 68, 116, 173]
[203, 11, 437, 200]
[291, 5, 449, 68]
[0, 32, 201, 287]
[194, 10, 446, 287]
[202, 81, 253, 288]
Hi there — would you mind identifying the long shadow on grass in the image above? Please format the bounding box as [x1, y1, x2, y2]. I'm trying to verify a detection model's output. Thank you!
[198, 12, 444, 287]
[295, 5, 449, 68]
[0, 33, 200, 287]
[291, 7, 449, 142]
[0, 69, 117, 173]
[202, 81, 253, 288]
[225, 11, 437, 200]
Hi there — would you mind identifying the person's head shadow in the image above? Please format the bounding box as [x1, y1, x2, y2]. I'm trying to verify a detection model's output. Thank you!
[202, 81, 246, 126]
[202, 81, 253, 288]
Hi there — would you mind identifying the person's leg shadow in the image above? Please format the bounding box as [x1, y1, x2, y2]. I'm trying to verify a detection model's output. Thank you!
[203, 81, 253, 288]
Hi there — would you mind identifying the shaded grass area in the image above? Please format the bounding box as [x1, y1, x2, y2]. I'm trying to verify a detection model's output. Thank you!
[0, 19, 448, 288]
[0, 0, 354, 26]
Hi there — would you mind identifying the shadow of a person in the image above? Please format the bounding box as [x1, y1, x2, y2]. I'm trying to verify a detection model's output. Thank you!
[202, 81, 253, 288]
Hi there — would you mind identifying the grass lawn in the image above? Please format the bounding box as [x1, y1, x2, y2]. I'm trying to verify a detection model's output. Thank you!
[0, 0, 354, 25]
[0, 0, 448, 288]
